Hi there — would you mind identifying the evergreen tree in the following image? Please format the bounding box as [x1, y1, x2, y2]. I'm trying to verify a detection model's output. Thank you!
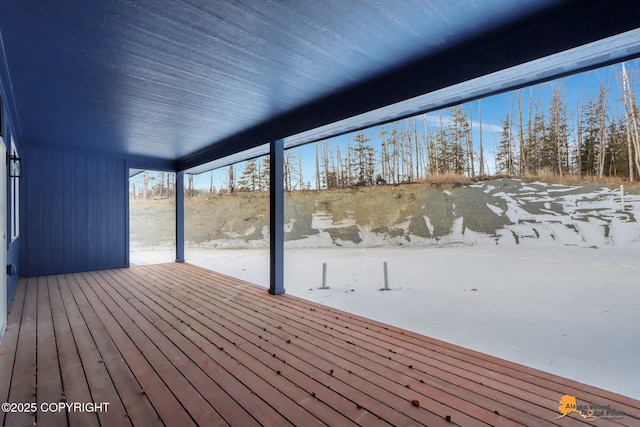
[524, 107, 546, 173]
[386, 125, 400, 183]
[260, 156, 270, 191]
[548, 86, 570, 176]
[496, 114, 517, 174]
[606, 118, 631, 177]
[580, 97, 599, 176]
[238, 158, 259, 191]
[435, 112, 448, 174]
[349, 132, 376, 186]
[446, 106, 470, 175]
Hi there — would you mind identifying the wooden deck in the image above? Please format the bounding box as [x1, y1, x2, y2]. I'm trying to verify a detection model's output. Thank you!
[1, 263, 638, 427]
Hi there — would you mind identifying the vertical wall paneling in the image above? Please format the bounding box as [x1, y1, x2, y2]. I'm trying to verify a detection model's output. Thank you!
[110, 156, 126, 266]
[23, 146, 128, 277]
[62, 151, 76, 272]
[86, 154, 98, 265]
[50, 150, 65, 273]
[75, 153, 89, 272]
[97, 156, 108, 264]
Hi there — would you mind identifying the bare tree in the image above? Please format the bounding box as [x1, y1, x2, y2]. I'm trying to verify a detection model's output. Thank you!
[596, 83, 609, 178]
[403, 119, 414, 182]
[527, 88, 534, 173]
[379, 126, 389, 183]
[421, 114, 434, 176]
[227, 165, 235, 193]
[622, 62, 640, 180]
[187, 174, 195, 197]
[315, 144, 321, 189]
[336, 143, 344, 187]
[549, 86, 569, 177]
[167, 172, 174, 197]
[159, 171, 166, 197]
[468, 103, 475, 177]
[517, 90, 526, 175]
[412, 117, 423, 180]
[575, 97, 583, 178]
[478, 100, 484, 176]
[130, 178, 137, 199]
[143, 171, 149, 200]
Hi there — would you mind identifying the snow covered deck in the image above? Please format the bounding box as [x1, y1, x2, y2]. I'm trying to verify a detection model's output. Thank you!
[1, 263, 639, 426]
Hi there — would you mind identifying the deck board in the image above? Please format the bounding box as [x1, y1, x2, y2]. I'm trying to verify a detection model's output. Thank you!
[35, 276, 66, 427]
[64, 272, 162, 427]
[4, 277, 38, 427]
[0, 272, 27, 427]
[78, 270, 196, 427]
[57, 273, 132, 427]
[49, 274, 101, 427]
[1, 262, 638, 427]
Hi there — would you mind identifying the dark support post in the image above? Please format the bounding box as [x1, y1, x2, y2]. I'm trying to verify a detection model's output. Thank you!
[176, 171, 185, 263]
[269, 139, 285, 295]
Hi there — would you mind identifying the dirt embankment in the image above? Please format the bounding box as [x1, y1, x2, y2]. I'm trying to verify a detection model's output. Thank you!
[130, 178, 640, 249]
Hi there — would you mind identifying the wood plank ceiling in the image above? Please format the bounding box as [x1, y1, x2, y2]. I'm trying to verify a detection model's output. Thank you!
[0, 0, 639, 170]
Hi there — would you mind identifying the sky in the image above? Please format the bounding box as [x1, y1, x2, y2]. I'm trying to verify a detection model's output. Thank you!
[131, 59, 640, 192]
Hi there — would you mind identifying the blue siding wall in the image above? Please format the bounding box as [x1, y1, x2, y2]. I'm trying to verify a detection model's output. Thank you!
[22, 146, 128, 277]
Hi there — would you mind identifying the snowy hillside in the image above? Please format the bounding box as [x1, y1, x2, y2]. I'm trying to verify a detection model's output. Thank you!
[177, 178, 640, 249]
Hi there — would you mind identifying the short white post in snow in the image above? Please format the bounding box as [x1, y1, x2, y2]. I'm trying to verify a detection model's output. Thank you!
[382, 261, 390, 291]
[320, 262, 329, 289]
[621, 184, 625, 211]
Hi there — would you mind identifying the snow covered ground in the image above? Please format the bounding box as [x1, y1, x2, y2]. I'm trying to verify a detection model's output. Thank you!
[130, 180, 640, 399]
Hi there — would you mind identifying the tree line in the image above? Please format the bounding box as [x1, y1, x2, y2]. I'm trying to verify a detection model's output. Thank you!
[131, 62, 640, 198]
[496, 63, 640, 180]
[130, 171, 177, 199]
[229, 62, 639, 192]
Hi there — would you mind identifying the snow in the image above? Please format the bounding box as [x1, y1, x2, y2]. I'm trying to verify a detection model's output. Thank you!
[422, 215, 434, 237]
[130, 181, 640, 399]
[311, 211, 357, 229]
[485, 203, 503, 216]
[132, 245, 640, 400]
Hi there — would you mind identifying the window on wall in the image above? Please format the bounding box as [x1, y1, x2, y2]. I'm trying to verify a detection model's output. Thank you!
[10, 137, 19, 242]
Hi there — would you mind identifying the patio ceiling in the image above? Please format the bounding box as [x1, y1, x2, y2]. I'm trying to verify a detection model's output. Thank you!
[0, 1, 639, 170]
